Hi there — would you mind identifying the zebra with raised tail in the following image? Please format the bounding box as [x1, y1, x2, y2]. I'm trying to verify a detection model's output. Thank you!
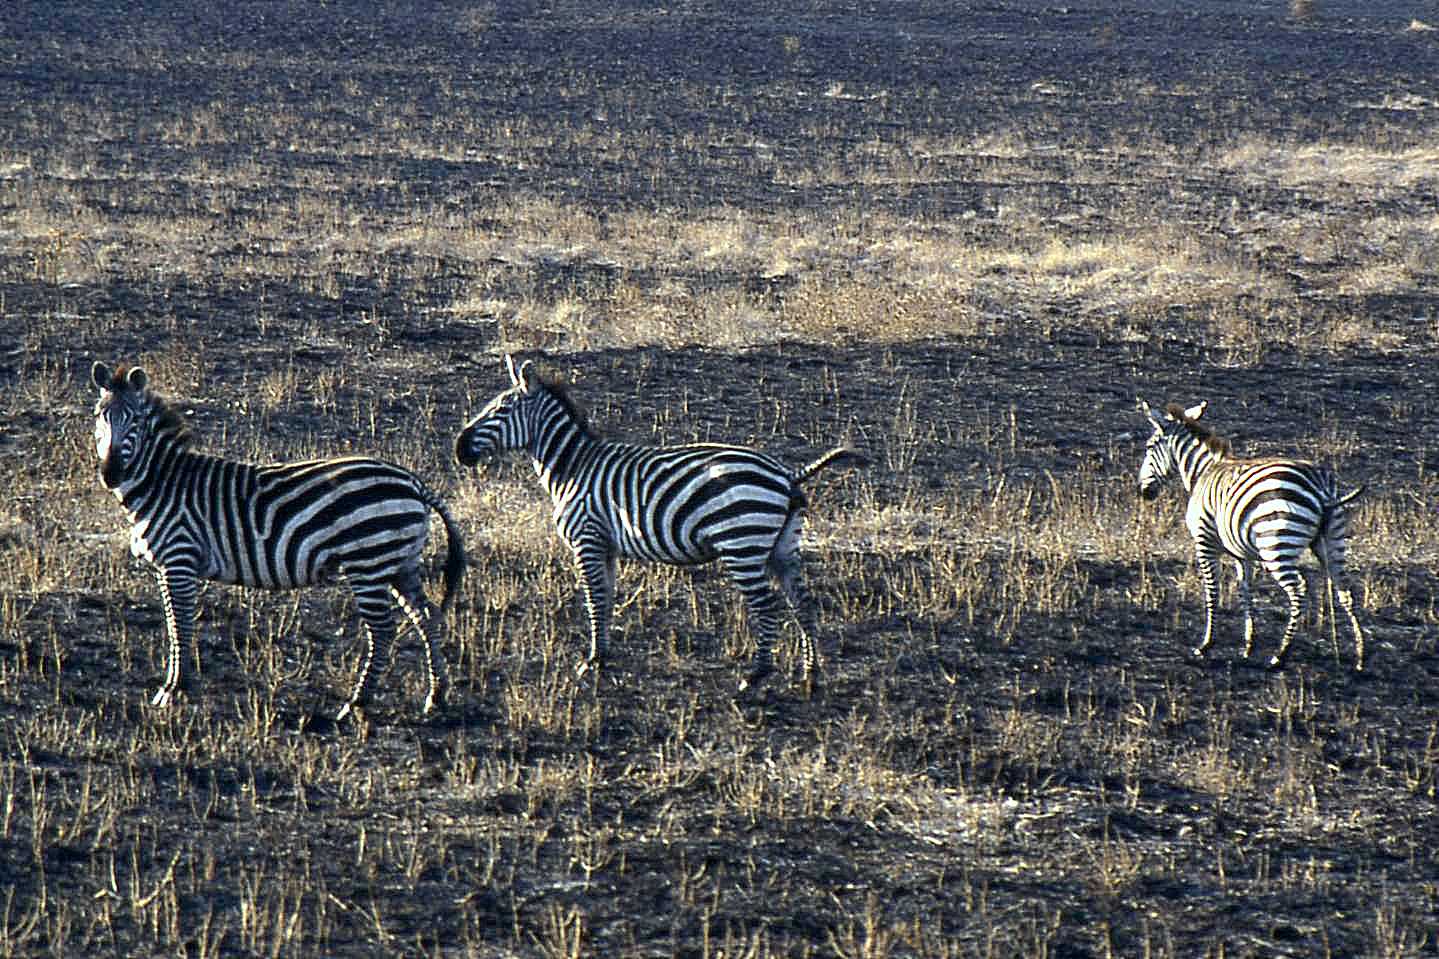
[454, 355, 867, 694]
[1136, 398, 1366, 670]
[91, 362, 465, 720]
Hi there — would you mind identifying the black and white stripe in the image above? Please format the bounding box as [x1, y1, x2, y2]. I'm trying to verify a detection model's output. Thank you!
[1137, 398, 1366, 670]
[91, 362, 465, 718]
[455, 355, 866, 693]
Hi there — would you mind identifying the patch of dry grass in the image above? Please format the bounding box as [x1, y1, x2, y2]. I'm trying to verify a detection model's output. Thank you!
[3, 5, 1439, 955]
[6, 84, 1434, 355]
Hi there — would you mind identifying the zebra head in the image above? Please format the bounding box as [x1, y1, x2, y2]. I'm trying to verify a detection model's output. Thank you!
[92, 362, 154, 489]
[455, 354, 542, 467]
[1136, 398, 1206, 500]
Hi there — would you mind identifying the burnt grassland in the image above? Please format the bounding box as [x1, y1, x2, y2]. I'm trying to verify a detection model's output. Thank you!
[2, 0, 1439, 955]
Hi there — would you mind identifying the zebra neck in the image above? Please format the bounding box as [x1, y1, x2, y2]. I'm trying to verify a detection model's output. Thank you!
[117, 441, 225, 514]
[1173, 432, 1220, 493]
[526, 415, 594, 493]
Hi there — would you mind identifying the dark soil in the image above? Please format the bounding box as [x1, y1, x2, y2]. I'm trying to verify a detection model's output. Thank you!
[1, 1, 1437, 956]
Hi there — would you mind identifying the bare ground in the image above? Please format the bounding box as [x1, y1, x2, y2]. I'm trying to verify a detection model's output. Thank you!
[2, 1, 1438, 956]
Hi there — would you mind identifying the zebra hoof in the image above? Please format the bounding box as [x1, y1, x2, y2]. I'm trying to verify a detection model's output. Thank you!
[737, 664, 774, 696]
[1265, 656, 1286, 671]
[334, 701, 358, 724]
[423, 686, 448, 715]
[150, 688, 174, 708]
[1189, 647, 1208, 661]
[300, 712, 339, 736]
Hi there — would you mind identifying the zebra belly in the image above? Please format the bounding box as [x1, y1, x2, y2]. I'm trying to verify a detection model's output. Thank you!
[614, 530, 715, 565]
[592, 509, 709, 564]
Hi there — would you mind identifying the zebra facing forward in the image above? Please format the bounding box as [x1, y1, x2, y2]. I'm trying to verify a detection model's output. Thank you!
[91, 362, 465, 719]
[455, 355, 867, 694]
[1136, 398, 1366, 670]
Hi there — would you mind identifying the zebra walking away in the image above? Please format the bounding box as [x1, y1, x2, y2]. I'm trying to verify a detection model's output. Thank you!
[454, 355, 867, 694]
[1136, 398, 1366, 670]
[91, 362, 465, 720]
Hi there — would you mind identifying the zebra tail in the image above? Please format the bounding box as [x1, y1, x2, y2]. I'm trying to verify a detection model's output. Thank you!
[1336, 485, 1365, 508]
[419, 484, 467, 616]
[1316, 484, 1364, 542]
[437, 504, 466, 616]
[794, 446, 871, 486]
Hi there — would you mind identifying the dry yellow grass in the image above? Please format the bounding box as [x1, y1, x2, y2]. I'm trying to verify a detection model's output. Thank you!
[6, 106, 1434, 356]
[3, 5, 1438, 954]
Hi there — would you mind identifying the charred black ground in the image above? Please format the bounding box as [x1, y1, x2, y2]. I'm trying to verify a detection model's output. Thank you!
[2, 1, 1437, 956]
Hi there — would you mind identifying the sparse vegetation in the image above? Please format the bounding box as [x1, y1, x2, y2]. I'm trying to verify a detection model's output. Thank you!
[1, 0, 1437, 956]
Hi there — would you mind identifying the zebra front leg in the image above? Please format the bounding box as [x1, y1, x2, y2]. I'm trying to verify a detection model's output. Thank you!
[1235, 558, 1256, 659]
[152, 566, 199, 708]
[572, 542, 615, 680]
[337, 587, 397, 722]
[393, 577, 449, 715]
[1266, 565, 1308, 669]
[1192, 545, 1222, 661]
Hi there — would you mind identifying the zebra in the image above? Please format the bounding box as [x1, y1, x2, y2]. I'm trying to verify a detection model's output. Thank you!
[90, 361, 465, 720]
[454, 355, 867, 694]
[1136, 397, 1366, 670]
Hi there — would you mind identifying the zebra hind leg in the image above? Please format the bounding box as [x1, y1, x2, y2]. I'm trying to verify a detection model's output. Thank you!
[1234, 558, 1256, 659]
[721, 554, 781, 695]
[1315, 539, 1366, 672]
[768, 518, 822, 697]
[393, 572, 450, 716]
[1330, 577, 1365, 672]
[1265, 564, 1308, 669]
[336, 587, 398, 723]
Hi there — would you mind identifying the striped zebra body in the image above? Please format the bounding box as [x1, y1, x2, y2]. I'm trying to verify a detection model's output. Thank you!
[1137, 398, 1365, 670]
[92, 362, 465, 719]
[455, 355, 865, 693]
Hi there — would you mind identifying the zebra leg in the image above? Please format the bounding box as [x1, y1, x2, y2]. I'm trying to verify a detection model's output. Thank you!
[1265, 562, 1308, 669]
[337, 586, 397, 722]
[571, 540, 615, 679]
[152, 566, 199, 708]
[768, 526, 822, 695]
[393, 572, 449, 715]
[1192, 542, 1222, 660]
[1315, 535, 1366, 672]
[1235, 558, 1256, 659]
[721, 553, 781, 694]
[1331, 576, 1365, 672]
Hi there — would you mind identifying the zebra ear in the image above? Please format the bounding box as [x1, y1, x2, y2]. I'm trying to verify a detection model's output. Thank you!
[1184, 401, 1207, 421]
[515, 360, 536, 394]
[1136, 397, 1160, 427]
[504, 353, 519, 386]
[126, 367, 148, 391]
[92, 362, 112, 390]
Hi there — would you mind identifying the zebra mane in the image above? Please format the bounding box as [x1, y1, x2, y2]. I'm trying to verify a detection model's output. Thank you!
[109, 365, 196, 450]
[1165, 402, 1231, 457]
[532, 369, 597, 439]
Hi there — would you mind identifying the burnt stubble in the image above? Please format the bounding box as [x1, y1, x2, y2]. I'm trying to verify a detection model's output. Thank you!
[2, 1, 1437, 955]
